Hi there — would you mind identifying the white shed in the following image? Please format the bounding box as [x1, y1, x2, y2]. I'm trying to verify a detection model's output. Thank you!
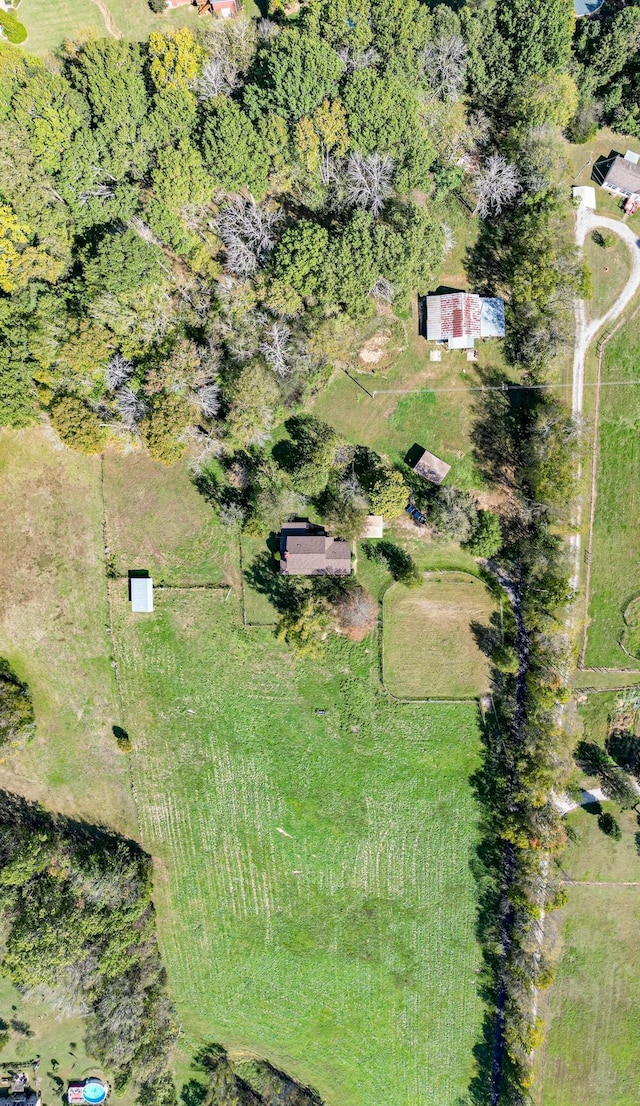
[362, 515, 384, 539]
[131, 577, 153, 613]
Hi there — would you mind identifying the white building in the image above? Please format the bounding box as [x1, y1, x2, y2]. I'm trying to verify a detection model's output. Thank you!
[130, 577, 153, 613]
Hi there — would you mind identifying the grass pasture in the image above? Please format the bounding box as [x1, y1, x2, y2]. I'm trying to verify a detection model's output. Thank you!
[112, 588, 484, 1106]
[311, 299, 503, 491]
[103, 450, 237, 586]
[382, 572, 495, 700]
[584, 311, 640, 668]
[539, 886, 640, 1106]
[0, 429, 135, 835]
[583, 232, 632, 323]
[18, 0, 199, 56]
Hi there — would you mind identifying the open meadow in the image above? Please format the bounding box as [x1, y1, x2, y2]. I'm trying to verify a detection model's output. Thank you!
[539, 885, 640, 1106]
[583, 311, 640, 668]
[382, 573, 495, 700]
[17, 0, 198, 56]
[0, 428, 485, 1106]
[111, 586, 484, 1106]
[0, 429, 135, 835]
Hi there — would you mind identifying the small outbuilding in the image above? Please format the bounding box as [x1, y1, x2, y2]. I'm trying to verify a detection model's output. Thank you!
[572, 185, 596, 210]
[130, 577, 154, 613]
[362, 515, 384, 539]
[412, 448, 450, 486]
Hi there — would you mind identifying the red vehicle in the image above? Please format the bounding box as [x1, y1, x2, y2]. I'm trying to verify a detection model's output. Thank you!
[624, 195, 639, 215]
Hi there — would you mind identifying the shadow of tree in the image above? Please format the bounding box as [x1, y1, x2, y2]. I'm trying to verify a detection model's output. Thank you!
[244, 551, 299, 614]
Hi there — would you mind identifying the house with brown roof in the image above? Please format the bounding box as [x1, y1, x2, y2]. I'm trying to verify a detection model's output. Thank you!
[596, 152, 640, 199]
[279, 522, 351, 576]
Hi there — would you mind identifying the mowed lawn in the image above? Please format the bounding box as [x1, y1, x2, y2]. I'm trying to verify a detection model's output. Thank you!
[383, 573, 495, 699]
[111, 588, 484, 1106]
[540, 886, 640, 1106]
[0, 429, 135, 835]
[583, 233, 632, 323]
[585, 315, 640, 667]
[18, 0, 201, 56]
[311, 303, 508, 492]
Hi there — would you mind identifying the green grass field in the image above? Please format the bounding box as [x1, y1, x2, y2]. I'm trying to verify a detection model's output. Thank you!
[584, 313, 640, 668]
[583, 233, 632, 323]
[111, 586, 483, 1106]
[0, 429, 484, 1106]
[311, 298, 503, 492]
[539, 689, 640, 1106]
[382, 573, 495, 700]
[103, 450, 237, 586]
[18, 0, 204, 57]
[0, 429, 136, 836]
[539, 886, 640, 1106]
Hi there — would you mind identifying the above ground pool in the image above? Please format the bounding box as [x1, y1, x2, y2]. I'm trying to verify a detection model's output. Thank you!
[574, 0, 605, 16]
[82, 1082, 107, 1104]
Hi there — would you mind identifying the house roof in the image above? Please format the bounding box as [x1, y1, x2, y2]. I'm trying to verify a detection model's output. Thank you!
[602, 155, 640, 195]
[426, 292, 482, 343]
[422, 292, 505, 347]
[130, 577, 153, 612]
[412, 448, 451, 485]
[280, 526, 351, 575]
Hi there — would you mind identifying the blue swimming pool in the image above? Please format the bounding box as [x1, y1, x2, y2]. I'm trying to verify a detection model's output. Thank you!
[574, 0, 605, 16]
[82, 1082, 107, 1104]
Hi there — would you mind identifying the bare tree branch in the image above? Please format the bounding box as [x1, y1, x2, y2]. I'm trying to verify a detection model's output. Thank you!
[345, 151, 395, 216]
[106, 353, 133, 392]
[473, 153, 521, 218]
[422, 34, 467, 102]
[218, 195, 282, 276]
[369, 276, 395, 302]
[259, 320, 292, 377]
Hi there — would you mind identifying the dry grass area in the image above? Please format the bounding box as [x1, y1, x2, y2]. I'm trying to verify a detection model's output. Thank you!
[538, 886, 640, 1106]
[383, 572, 495, 700]
[103, 450, 237, 586]
[0, 428, 135, 835]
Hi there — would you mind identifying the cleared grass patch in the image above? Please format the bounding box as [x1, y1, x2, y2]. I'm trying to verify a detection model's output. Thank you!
[383, 572, 495, 700]
[0, 429, 135, 835]
[103, 450, 237, 586]
[540, 886, 640, 1106]
[584, 232, 632, 322]
[584, 313, 640, 668]
[112, 588, 483, 1106]
[18, 0, 200, 55]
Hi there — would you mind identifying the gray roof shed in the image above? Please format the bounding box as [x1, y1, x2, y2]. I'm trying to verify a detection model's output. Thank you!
[131, 577, 154, 612]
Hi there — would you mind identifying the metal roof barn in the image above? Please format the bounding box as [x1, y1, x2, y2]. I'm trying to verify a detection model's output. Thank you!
[130, 577, 154, 612]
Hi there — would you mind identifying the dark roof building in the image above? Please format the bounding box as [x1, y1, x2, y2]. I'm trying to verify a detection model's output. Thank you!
[412, 448, 451, 486]
[419, 292, 505, 350]
[280, 522, 351, 576]
[597, 154, 640, 198]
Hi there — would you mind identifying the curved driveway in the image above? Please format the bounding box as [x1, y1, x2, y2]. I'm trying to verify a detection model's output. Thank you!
[570, 210, 640, 587]
[572, 210, 640, 417]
